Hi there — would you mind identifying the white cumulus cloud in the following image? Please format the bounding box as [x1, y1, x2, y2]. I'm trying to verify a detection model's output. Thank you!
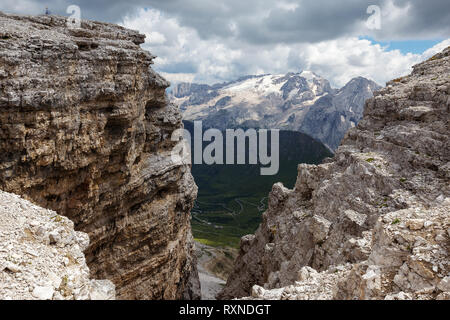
[121, 8, 449, 87]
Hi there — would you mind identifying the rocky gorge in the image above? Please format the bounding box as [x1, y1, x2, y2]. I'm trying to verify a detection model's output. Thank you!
[0, 10, 448, 302]
[0, 12, 199, 299]
[220, 47, 450, 300]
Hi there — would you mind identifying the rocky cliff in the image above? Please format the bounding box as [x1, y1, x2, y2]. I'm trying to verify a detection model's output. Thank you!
[0, 12, 200, 299]
[0, 190, 115, 300]
[219, 47, 450, 300]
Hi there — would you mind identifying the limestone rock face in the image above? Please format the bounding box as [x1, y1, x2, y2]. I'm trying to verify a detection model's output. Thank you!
[0, 12, 199, 299]
[220, 47, 450, 300]
[0, 190, 115, 300]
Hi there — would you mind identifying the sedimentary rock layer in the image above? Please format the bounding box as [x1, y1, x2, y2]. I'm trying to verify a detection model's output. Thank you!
[220, 47, 450, 300]
[0, 12, 200, 299]
[0, 190, 115, 300]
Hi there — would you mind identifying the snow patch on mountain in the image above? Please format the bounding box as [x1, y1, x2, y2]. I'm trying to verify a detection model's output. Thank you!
[170, 71, 381, 150]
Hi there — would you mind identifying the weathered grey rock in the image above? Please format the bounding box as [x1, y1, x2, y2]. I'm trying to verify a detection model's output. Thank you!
[0, 190, 115, 300]
[337, 202, 449, 300]
[0, 12, 199, 299]
[172, 72, 380, 150]
[301, 77, 381, 150]
[220, 47, 450, 300]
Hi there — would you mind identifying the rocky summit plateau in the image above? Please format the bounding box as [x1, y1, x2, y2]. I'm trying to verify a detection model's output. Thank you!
[0, 12, 199, 300]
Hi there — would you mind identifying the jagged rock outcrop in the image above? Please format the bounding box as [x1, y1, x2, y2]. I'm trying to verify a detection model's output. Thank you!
[0, 12, 200, 299]
[171, 72, 380, 150]
[220, 47, 450, 300]
[0, 190, 115, 300]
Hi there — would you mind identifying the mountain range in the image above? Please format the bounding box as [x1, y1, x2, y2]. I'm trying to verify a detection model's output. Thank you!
[170, 71, 381, 150]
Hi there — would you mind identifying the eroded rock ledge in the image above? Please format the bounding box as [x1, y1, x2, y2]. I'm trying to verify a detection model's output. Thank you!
[220, 47, 450, 300]
[0, 12, 200, 299]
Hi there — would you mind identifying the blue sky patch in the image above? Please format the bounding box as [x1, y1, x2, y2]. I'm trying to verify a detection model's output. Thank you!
[360, 37, 443, 54]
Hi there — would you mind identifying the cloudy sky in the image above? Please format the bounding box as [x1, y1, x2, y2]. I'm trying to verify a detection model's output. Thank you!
[1, 0, 449, 87]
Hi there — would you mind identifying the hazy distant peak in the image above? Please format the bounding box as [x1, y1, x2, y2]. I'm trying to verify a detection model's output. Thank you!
[170, 71, 382, 150]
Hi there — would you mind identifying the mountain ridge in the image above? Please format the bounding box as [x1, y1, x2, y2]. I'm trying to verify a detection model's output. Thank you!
[219, 46, 450, 300]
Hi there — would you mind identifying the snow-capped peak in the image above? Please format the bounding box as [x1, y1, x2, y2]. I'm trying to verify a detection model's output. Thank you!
[299, 70, 319, 81]
[222, 74, 285, 95]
